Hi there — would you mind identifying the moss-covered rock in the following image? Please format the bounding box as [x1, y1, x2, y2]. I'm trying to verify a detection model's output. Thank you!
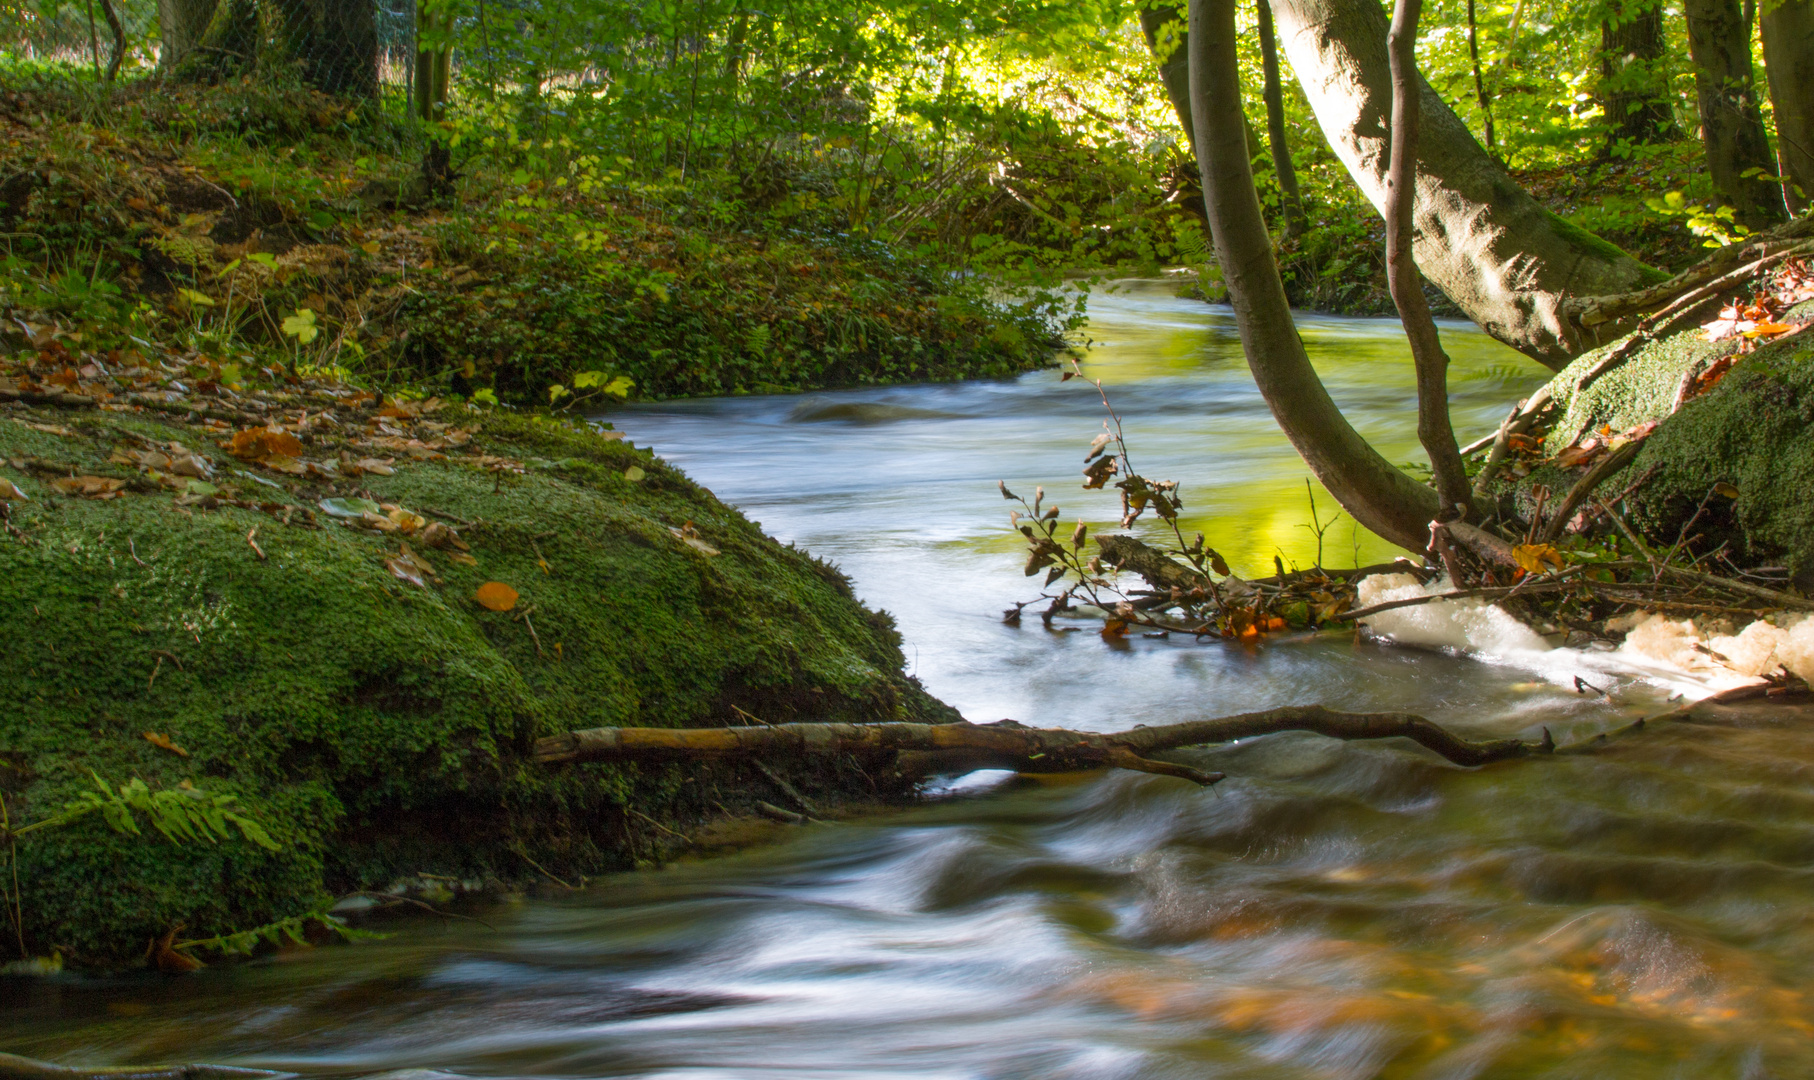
[1502, 298, 1814, 579]
[0, 404, 953, 967]
[1623, 329, 1814, 582]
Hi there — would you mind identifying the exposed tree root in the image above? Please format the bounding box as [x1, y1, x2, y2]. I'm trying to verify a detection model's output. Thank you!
[0, 1055, 279, 1080]
[535, 706, 1544, 787]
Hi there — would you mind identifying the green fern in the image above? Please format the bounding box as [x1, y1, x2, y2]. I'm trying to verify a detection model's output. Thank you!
[175, 905, 382, 957]
[12, 773, 281, 850]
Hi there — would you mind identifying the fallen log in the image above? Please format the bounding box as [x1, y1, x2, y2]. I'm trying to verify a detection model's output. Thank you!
[0, 1055, 280, 1080]
[533, 705, 1541, 786]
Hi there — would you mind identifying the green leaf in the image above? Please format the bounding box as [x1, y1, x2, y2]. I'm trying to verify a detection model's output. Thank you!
[177, 287, 216, 308]
[471, 388, 500, 406]
[282, 309, 319, 344]
[318, 496, 383, 518]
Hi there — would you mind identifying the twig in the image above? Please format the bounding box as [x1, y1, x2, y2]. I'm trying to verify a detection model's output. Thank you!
[348, 891, 495, 930]
[752, 759, 819, 815]
[419, 506, 477, 526]
[509, 846, 578, 890]
[128, 537, 147, 566]
[624, 805, 692, 845]
[245, 527, 265, 561]
[1539, 440, 1643, 543]
[147, 654, 162, 690]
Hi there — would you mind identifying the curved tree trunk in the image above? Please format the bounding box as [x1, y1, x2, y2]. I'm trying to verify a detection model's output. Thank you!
[1268, 0, 1665, 369]
[1188, 0, 1440, 552]
[1761, 0, 1814, 213]
[1599, 0, 1678, 149]
[1685, 0, 1785, 228]
[1386, 0, 1471, 520]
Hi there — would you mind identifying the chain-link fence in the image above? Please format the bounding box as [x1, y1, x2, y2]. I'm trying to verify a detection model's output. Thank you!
[2, 0, 421, 110]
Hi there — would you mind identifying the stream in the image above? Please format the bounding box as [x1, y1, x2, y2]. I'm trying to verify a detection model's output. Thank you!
[7, 280, 1814, 1078]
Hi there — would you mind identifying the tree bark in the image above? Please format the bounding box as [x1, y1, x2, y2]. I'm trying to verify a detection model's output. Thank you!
[1138, 4, 1265, 164]
[95, 0, 126, 81]
[1257, 0, 1308, 237]
[1466, 0, 1494, 149]
[1386, 0, 1472, 521]
[1599, 0, 1678, 149]
[157, 0, 219, 70]
[534, 707, 1539, 785]
[1685, 0, 1785, 227]
[1189, 0, 1441, 552]
[269, 0, 380, 96]
[1761, 0, 1814, 213]
[1268, 0, 1665, 369]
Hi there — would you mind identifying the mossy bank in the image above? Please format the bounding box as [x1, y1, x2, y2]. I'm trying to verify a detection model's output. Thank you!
[0, 398, 955, 969]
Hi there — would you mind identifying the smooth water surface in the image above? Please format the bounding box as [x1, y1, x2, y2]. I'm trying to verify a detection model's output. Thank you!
[8, 283, 1813, 1079]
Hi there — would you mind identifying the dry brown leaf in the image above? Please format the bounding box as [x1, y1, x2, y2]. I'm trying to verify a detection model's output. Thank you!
[421, 521, 469, 551]
[50, 475, 127, 497]
[149, 928, 204, 973]
[385, 557, 427, 588]
[0, 480, 28, 501]
[385, 506, 426, 533]
[143, 731, 189, 757]
[475, 581, 519, 611]
[229, 427, 306, 462]
[16, 420, 78, 437]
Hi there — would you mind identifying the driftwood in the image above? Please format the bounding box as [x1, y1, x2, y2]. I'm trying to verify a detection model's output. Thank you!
[0, 1055, 279, 1080]
[534, 705, 1542, 787]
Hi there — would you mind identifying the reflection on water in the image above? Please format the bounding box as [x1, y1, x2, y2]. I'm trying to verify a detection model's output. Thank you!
[6, 283, 1811, 1079]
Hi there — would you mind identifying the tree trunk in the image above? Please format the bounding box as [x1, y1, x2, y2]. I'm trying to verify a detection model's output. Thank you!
[1466, 0, 1494, 149]
[1386, 0, 1472, 521]
[1257, 0, 1308, 237]
[157, 0, 218, 70]
[1761, 0, 1814, 213]
[1138, 3, 1264, 163]
[1267, 0, 1665, 369]
[1599, 0, 1678, 148]
[269, 0, 379, 96]
[1188, 0, 1441, 552]
[1684, 0, 1785, 227]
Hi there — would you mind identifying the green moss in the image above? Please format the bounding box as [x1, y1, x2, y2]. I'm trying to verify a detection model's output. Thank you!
[1542, 327, 1736, 456]
[1625, 329, 1814, 581]
[1541, 207, 1671, 286]
[0, 407, 952, 966]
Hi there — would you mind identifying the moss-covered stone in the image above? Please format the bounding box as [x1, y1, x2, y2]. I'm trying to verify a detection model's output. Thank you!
[0, 405, 953, 967]
[1507, 299, 1814, 580]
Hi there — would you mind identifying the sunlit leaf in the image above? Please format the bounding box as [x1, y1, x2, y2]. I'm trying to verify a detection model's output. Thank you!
[475, 581, 519, 610]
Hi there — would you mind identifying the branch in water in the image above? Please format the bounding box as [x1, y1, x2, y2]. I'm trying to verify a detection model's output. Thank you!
[0, 1054, 281, 1080]
[535, 706, 1542, 786]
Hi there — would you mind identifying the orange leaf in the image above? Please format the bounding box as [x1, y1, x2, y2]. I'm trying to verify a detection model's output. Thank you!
[475, 581, 519, 611]
[229, 428, 305, 462]
[143, 731, 189, 757]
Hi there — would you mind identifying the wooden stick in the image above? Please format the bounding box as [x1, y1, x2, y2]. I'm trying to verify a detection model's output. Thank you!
[0, 1056, 279, 1080]
[536, 705, 1543, 786]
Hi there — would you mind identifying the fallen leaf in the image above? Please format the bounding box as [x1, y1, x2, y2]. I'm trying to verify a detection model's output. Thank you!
[623, 465, 645, 482]
[0, 480, 28, 500]
[16, 420, 77, 437]
[143, 731, 189, 757]
[50, 475, 127, 497]
[1513, 543, 1566, 575]
[385, 556, 427, 588]
[670, 522, 720, 556]
[447, 551, 479, 567]
[385, 506, 426, 533]
[318, 496, 382, 519]
[352, 458, 394, 476]
[421, 521, 469, 551]
[230, 427, 305, 462]
[475, 581, 519, 611]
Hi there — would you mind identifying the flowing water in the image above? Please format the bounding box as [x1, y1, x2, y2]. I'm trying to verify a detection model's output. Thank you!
[9, 281, 1814, 1078]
